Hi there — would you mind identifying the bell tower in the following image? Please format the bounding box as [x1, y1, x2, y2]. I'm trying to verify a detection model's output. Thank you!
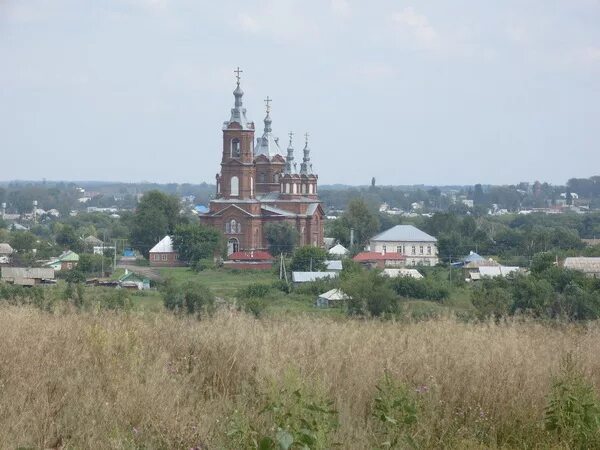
[217, 67, 256, 199]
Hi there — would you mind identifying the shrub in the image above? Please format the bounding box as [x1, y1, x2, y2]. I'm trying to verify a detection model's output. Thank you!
[389, 276, 450, 302]
[239, 298, 268, 318]
[342, 270, 398, 317]
[271, 279, 291, 294]
[294, 277, 339, 296]
[162, 279, 215, 318]
[238, 283, 272, 299]
[545, 355, 600, 448]
[372, 373, 420, 448]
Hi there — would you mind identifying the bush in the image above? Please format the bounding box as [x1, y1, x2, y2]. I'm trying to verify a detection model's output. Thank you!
[239, 298, 268, 318]
[162, 279, 215, 318]
[237, 283, 272, 299]
[342, 270, 398, 317]
[545, 355, 600, 448]
[294, 277, 339, 296]
[389, 276, 450, 302]
[271, 279, 291, 294]
[372, 373, 420, 448]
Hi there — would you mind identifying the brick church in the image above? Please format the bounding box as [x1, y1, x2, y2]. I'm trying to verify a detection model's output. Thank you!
[200, 69, 325, 255]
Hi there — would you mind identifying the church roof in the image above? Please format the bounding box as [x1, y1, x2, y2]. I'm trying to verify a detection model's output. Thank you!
[223, 73, 254, 131]
[261, 205, 296, 217]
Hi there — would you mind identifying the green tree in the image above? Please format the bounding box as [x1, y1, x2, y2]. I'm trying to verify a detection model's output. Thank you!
[331, 198, 379, 248]
[290, 246, 328, 272]
[9, 231, 37, 253]
[264, 222, 299, 256]
[172, 223, 223, 265]
[130, 191, 182, 257]
[55, 224, 83, 252]
[342, 269, 398, 317]
[162, 279, 215, 318]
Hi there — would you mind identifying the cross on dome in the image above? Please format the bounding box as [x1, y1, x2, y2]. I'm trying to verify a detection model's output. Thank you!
[234, 67, 243, 85]
[264, 96, 272, 114]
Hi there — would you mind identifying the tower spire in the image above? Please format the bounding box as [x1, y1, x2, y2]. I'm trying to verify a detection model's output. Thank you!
[300, 132, 312, 175]
[225, 66, 252, 130]
[263, 96, 272, 134]
[285, 131, 296, 174]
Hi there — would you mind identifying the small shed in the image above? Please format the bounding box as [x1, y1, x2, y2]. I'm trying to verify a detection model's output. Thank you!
[325, 260, 343, 272]
[316, 289, 349, 308]
[149, 236, 183, 267]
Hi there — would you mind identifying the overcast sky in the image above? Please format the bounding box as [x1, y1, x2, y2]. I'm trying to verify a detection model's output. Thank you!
[1, 0, 599, 186]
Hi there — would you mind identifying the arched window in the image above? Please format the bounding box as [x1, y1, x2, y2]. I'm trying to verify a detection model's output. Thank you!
[302, 184, 307, 194]
[250, 177, 254, 197]
[285, 183, 290, 194]
[308, 184, 313, 194]
[230, 176, 239, 196]
[259, 173, 266, 183]
[273, 173, 279, 183]
[231, 138, 241, 157]
[292, 183, 298, 194]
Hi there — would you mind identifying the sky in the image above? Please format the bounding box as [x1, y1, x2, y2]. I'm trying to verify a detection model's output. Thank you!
[1, 0, 599, 186]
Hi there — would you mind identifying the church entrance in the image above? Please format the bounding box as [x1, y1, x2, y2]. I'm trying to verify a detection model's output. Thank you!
[227, 238, 239, 255]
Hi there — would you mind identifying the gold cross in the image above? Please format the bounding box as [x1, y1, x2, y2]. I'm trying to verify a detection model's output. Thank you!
[234, 66, 243, 84]
[304, 132, 309, 144]
[288, 131, 294, 144]
[265, 96, 272, 113]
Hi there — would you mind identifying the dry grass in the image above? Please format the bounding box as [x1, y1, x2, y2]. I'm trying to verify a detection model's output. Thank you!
[1, 306, 600, 449]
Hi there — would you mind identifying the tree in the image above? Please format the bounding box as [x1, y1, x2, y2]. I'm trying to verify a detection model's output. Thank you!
[342, 269, 398, 317]
[9, 231, 37, 253]
[172, 223, 223, 265]
[55, 224, 83, 252]
[331, 198, 379, 248]
[130, 191, 182, 257]
[290, 246, 328, 272]
[264, 222, 299, 256]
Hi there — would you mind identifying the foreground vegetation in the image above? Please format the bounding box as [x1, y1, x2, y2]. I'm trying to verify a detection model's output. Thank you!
[3, 306, 600, 448]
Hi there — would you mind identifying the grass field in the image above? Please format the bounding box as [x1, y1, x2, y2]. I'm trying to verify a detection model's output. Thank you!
[2, 306, 600, 448]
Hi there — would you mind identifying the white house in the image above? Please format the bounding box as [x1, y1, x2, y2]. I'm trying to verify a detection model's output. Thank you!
[368, 225, 438, 266]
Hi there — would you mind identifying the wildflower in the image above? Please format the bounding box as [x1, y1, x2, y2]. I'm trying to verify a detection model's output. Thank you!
[415, 385, 429, 394]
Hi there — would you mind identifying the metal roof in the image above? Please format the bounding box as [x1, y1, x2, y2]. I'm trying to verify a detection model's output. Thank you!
[325, 260, 343, 271]
[353, 252, 406, 262]
[318, 289, 349, 300]
[382, 268, 423, 279]
[261, 205, 296, 217]
[328, 244, 349, 255]
[479, 266, 520, 278]
[1, 267, 55, 280]
[370, 225, 437, 243]
[292, 271, 339, 283]
[149, 235, 175, 253]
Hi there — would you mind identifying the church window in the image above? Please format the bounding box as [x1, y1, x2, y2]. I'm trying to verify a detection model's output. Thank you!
[231, 138, 241, 158]
[293, 183, 297, 194]
[302, 184, 307, 194]
[285, 183, 290, 194]
[308, 184, 313, 194]
[250, 177, 254, 197]
[259, 173, 266, 183]
[230, 176, 239, 196]
[273, 173, 279, 183]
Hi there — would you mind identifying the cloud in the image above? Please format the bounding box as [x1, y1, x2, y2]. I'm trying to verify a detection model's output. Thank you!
[237, 13, 261, 33]
[330, 0, 351, 19]
[391, 7, 437, 47]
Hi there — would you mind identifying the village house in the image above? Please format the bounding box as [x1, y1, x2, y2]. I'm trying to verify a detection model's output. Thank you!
[223, 250, 274, 270]
[0, 243, 14, 265]
[563, 257, 600, 278]
[45, 250, 79, 271]
[353, 251, 406, 269]
[368, 225, 439, 266]
[315, 289, 349, 308]
[149, 236, 183, 267]
[1, 267, 55, 286]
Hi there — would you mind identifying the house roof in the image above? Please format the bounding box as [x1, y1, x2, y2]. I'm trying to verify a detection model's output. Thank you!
[328, 244, 349, 255]
[382, 268, 423, 279]
[83, 235, 104, 245]
[370, 225, 437, 243]
[564, 257, 600, 272]
[479, 266, 520, 278]
[149, 235, 175, 253]
[1, 267, 55, 280]
[325, 260, 343, 271]
[292, 271, 339, 283]
[57, 250, 79, 262]
[228, 250, 274, 261]
[0, 243, 14, 255]
[353, 252, 406, 262]
[318, 288, 349, 300]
